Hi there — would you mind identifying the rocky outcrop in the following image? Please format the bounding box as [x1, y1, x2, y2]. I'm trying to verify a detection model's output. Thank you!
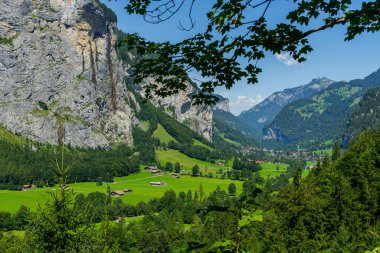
[262, 124, 289, 144]
[213, 95, 230, 113]
[0, 0, 134, 148]
[134, 78, 213, 141]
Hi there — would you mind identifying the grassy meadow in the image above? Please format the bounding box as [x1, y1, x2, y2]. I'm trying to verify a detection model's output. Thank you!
[152, 124, 177, 144]
[156, 149, 230, 173]
[0, 170, 243, 213]
[259, 162, 288, 179]
[0, 123, 291, 214]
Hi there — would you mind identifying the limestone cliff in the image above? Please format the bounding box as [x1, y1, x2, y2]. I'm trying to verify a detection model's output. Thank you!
[134, 78, 213, 141]
[0, 0, 134, 148]
[213, 95, 230, 113]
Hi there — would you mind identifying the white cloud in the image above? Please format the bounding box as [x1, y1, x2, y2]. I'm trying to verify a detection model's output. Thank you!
[275, 52, 299, 66]
[229, 95, 264, 115]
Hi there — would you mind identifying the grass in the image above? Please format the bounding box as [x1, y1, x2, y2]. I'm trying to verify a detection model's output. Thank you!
[140, 121, 150, 132]
[0, 170, 243, 213]
[219, 133, 241, 147]
[259, 162, 288, 179]
[193, 139, 214, 151]
[313, 148, 333, 156]
[0, 35, 17, 47]
[153, 124, 177, 144]
[0, 126, 29, 145]
[156, 149, 229, 173]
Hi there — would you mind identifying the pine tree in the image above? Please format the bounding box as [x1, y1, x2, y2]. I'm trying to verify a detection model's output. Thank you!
[26, 144, 94, 252]
[199, 184, 204, 201]
[331, 141, 341, 161]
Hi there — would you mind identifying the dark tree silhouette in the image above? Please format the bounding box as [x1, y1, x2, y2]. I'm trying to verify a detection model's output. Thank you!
[121, 0, 380, 104]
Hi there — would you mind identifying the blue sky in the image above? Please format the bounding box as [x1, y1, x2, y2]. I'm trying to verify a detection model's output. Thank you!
[102, 0, 380, 115]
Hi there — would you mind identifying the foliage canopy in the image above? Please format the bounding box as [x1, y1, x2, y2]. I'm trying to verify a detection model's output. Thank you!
[121, 0, 380, 104]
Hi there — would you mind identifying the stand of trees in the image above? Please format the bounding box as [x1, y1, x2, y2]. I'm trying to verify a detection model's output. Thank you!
[0, 138, 140, 190]
[2, 127, 380, 252]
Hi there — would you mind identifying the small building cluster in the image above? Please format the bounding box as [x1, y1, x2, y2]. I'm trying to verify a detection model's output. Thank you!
[144, 166, 161, 175]
[240, 146, 323, 161]
[111, 189, 133, 197]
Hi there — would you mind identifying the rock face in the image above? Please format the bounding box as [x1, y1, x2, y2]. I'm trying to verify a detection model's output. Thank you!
[0, 0, 134, 148]
[262, 123, 289, 143]
[135, 78, 213, 141]
[238, 77, 334, 135]
[213, 95, 230, 113]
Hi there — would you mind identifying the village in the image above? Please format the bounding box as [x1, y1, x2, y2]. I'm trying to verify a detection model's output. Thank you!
[240, 146, 324, 162]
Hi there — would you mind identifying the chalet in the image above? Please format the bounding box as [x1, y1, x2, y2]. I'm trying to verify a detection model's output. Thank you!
[145, 166, 161, 174]
[150, 181, 167, 187]
[22, 184, 33, 191]
[111, 190, 125, 197]
[144, 165, 157, 171]
[150, 169, 161, 174]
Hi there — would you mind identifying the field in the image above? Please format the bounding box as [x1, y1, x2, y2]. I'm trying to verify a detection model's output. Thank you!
[0, 126, 28, 145]
[139, 121, 150, 132]
[156, 149, 229, 173]
[259, 162, 288, 179]
[153, 124, 177, 144]
[218, 133, 241, 147]
[313, 148, 333, 156]
[193, 139, 214, 150]
[0, 170, 243, 213]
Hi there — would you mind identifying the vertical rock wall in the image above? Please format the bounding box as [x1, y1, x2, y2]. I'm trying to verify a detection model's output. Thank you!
[0, 0, 134, 148]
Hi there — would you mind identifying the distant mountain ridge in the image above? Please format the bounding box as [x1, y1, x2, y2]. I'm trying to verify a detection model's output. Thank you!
[263, 69, 380, 149]
[238, 77, 335, 137]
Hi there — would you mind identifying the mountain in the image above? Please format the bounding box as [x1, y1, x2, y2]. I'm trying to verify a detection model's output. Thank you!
[118, 31, 213, 142]
[238, 77, 335, 136]
[263, 69, 380, 149]
[132, 78, 213, 141]
[0, 0, 135, 148]
[210, 94, 260, 146]
[0, 0, 213, 147]
[213, 109, 260, 145]
[344, 86, 380, 146]
[213, 94, 230, 112]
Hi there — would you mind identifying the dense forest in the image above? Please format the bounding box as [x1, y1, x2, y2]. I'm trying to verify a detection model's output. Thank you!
[345, 86, 380, 146]
[1, 128, 379, 252]
[0, 138, 139, 190]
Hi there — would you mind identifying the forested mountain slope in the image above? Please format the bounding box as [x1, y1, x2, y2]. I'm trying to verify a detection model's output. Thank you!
[344, 86, 380, 146]
[263, 69, 380, 149]
[213, 109, 260, 146]
[238, 77, 334, 137]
